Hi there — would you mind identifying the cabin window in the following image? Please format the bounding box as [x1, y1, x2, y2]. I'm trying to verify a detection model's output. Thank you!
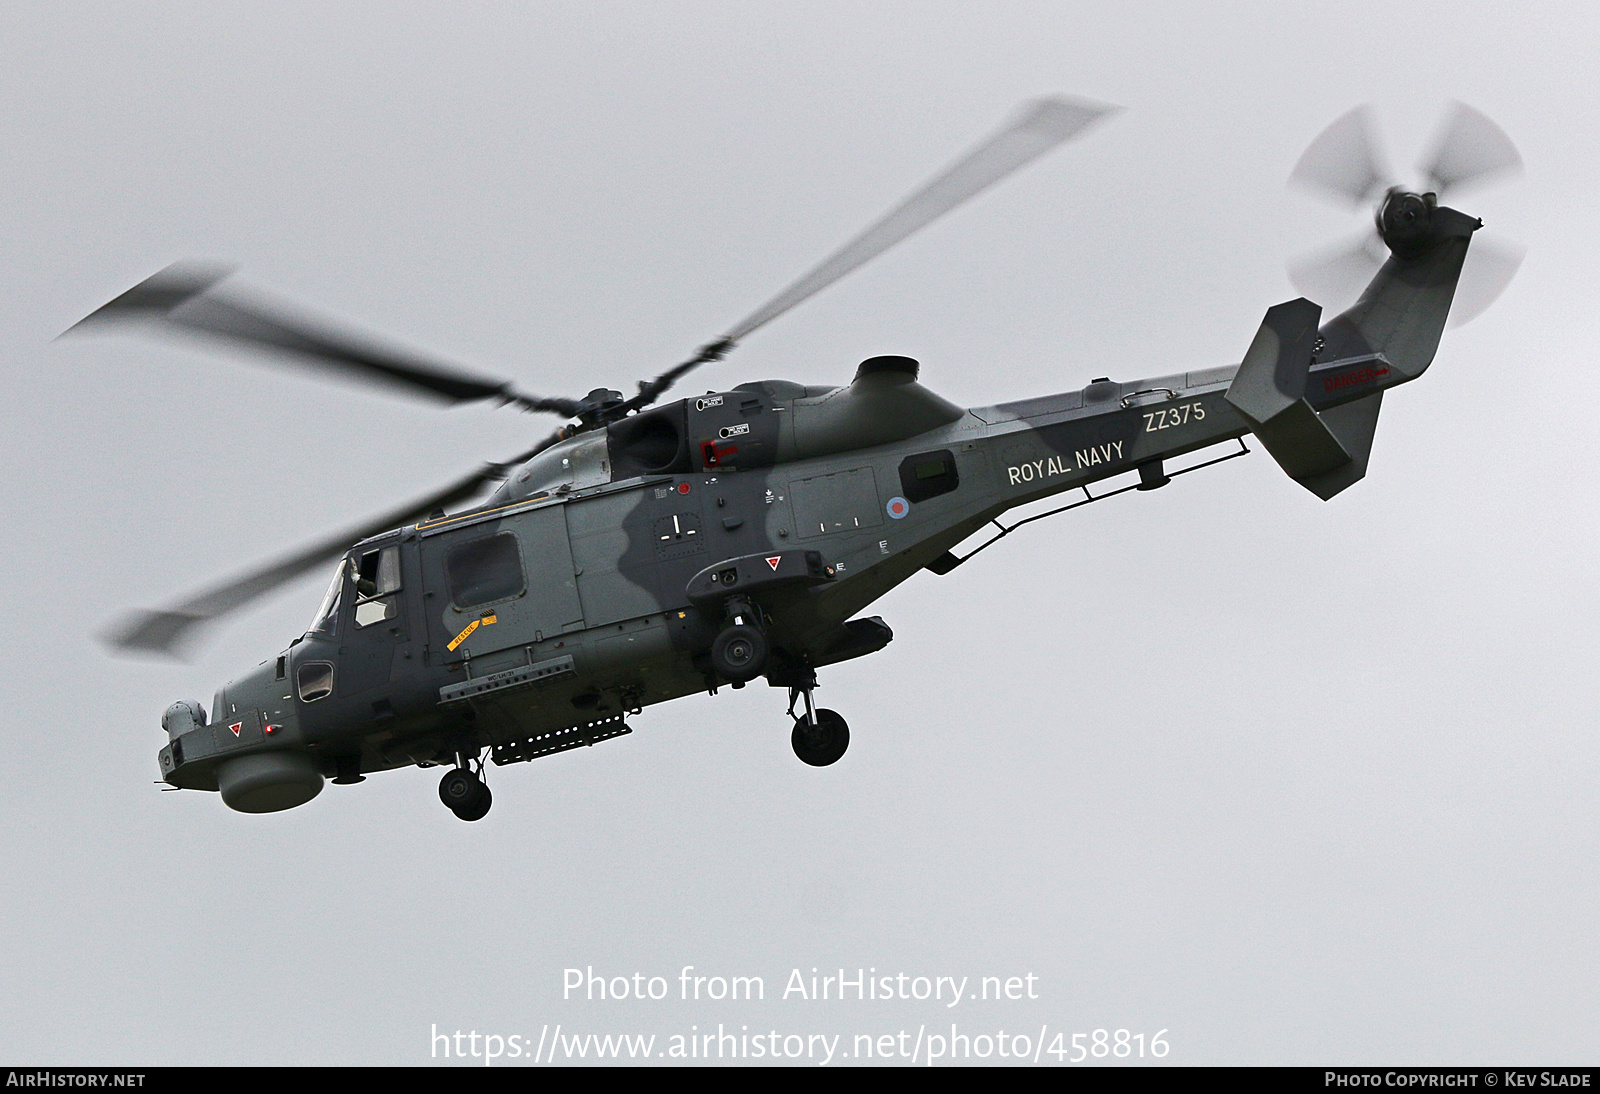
[297, 661, 334, 703]
[446, 532, 524, 608]
[898, 450, 959, 503]
[352, 545, 402, 629]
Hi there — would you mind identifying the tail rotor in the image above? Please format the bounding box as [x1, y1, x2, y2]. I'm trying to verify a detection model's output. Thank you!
[1288, 101, 1524, 326]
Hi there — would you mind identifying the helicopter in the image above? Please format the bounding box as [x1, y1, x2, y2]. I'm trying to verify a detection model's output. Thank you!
[73, 97, 1522, 820]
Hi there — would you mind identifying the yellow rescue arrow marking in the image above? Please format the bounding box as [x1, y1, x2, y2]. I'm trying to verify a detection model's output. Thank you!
[447, 619, 479, 651]
[447, 611, 499, 652]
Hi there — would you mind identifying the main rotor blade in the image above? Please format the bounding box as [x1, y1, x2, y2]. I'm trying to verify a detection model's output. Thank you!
[66, 263, 584, 417]
[1419, 101, 1522, 198]
[723, 95, 1118, 344]
[1290, 105, 1394, 209]
[102, 435, 562, 658]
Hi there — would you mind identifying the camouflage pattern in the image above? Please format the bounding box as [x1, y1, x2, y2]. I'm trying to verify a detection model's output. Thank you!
[159, 196, 1477, 811]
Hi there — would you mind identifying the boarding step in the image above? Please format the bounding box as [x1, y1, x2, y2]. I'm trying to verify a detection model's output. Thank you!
[438, 654, 577, 706]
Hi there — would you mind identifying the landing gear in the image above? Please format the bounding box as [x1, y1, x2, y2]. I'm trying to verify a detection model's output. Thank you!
[710, 597, 768, 683]
[791, 709, 849, 766]
[439, 762, 492, 821]
[785, 682, 849, 766]
[711, 624, 767, 682]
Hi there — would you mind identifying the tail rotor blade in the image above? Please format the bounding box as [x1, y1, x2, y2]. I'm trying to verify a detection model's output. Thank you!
[1448, 233, 1525, 327]
[1287, 230, 1388, 313]
[1290, 105, 1395, 208]
[1420, 101, 1522, 198]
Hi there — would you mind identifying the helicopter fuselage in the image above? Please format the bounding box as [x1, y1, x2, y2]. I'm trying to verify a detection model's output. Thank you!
[158, 338, 1409, 813]
[68, 85, 1491, 821]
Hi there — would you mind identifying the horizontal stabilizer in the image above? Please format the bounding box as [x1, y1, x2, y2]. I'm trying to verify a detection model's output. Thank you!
[1226, 298, 1385, 499]
[1295, 390, 1382, 500]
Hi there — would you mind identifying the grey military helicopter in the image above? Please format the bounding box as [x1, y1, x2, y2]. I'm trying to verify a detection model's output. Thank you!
[75, 98, 1521, 820]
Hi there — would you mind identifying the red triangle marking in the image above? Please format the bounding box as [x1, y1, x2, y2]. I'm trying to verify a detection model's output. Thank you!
[766, 556, 782, 570]
[229, 722, 242, 737]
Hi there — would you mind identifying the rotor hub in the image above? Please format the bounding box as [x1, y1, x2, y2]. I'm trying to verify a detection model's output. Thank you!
[1375, 189, 1440, 259]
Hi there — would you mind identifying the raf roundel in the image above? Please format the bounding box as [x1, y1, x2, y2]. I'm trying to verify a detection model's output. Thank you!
[886, 496, 910, 519]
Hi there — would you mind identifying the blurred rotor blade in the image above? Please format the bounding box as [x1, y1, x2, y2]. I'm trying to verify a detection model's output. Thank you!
[618, 336, 735, 417]
[1289, 105, 1394, 208]
[723, 95, 1118, 344]
[1287, 230, 1389, 313]
[1420, 102, 1522, 198]
[65, 263, 584, 417]
[1447, 233, 1525, 327]
[102, 433, 564, 658]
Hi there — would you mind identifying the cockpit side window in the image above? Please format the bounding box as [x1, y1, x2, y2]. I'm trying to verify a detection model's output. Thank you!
[352, 545, 402, 629]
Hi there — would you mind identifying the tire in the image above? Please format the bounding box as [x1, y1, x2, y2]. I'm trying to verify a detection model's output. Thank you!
[452, 784, 492, 822]
[711, 624, 768, 683]
[791, 708, 849, 767]
[438, 767, 482, 810]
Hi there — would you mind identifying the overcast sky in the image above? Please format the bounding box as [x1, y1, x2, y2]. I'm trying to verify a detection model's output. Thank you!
[2, 0, 1597, 1066]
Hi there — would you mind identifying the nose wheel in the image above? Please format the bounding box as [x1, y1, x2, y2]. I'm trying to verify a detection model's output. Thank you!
[439, 761, 492, 821]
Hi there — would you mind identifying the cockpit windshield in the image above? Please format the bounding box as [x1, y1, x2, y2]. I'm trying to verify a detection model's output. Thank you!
[309, 559, 347, 636]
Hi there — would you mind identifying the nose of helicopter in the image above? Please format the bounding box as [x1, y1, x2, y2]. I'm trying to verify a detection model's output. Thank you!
[157, 661, 321, 812]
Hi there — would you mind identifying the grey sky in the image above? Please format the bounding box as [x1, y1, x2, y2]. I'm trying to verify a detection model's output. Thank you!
[1, 0, 1596, 1065]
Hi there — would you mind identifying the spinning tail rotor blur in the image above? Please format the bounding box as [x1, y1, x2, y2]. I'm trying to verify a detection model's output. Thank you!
[1287, 102, 1524, 327]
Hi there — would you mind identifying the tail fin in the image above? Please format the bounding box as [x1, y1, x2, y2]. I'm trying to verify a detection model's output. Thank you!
[1227, 199, 1478, 499]
[1320, 201, 1480, 380]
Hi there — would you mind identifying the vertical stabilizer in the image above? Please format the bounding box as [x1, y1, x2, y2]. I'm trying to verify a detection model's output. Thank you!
[1227, 298, 1382, 499]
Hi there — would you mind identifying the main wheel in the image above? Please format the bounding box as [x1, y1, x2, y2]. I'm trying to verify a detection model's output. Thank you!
[439, 767, 484, 811]
[791, 708, 849, 767]
[452, 783, 492, 822]
[711, 624, 768, 683]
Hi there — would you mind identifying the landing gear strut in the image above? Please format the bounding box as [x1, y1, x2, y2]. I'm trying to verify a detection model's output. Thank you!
[439, 751, 492, 821]
[786, 683, 849, 767]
